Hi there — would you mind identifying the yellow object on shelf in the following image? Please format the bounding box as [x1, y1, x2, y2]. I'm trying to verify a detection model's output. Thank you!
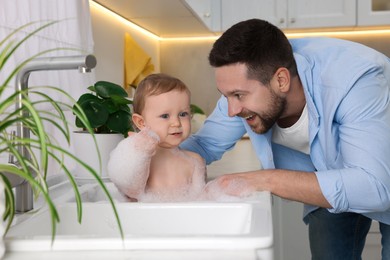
[124, 32, 154, 92]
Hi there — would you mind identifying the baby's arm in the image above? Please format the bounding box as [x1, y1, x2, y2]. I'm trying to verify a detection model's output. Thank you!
[182, 150, 207, 198]
[188, 151, 207, 183]
[107, 128, 159, 199]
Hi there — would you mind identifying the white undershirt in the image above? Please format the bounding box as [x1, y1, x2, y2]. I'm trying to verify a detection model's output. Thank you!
[272, 104, 310, 154]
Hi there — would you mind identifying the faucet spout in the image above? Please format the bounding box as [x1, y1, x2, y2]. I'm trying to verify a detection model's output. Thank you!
[9, 54, 97, 213]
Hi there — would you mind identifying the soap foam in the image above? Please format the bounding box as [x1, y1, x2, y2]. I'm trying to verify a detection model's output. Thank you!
[107, 132, 156, 198]
[200, 177, 255, 202]
[138, 148, 206, 202]
[109, 129, 255, 203]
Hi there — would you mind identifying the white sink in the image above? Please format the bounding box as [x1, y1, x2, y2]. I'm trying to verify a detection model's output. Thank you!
[5, 183, 273, 252]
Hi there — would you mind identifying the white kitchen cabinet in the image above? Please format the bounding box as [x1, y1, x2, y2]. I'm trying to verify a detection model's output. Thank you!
[220, 0, 285, 31]
[186, 0, 356, 32]
[272, 197, 311, 260]
[362, 221, 382, 259]
[357, 0, 390, 26]
[221, 0, 356, 31]
[272, 198, 383, 259]
[183, 0, 222, 32]
[285, 0, 356, 29]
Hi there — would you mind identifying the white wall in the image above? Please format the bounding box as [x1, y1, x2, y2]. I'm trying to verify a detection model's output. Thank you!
[90, 4, 160, 89]
[160, 40, 220, 115]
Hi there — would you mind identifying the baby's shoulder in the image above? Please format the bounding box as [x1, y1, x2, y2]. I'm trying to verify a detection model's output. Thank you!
[181, 150, 205, 165]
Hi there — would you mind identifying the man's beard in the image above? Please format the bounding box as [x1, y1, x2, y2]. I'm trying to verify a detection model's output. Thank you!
[240, 89, 286, 134]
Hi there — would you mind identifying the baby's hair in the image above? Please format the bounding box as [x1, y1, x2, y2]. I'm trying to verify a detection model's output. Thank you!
[133, 73, 191, 114]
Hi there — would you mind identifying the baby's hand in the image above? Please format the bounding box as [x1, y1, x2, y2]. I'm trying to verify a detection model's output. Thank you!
[132, 127, 160, 155]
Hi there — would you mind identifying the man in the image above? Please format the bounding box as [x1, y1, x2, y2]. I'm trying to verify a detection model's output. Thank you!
[181, 19, 390, 259]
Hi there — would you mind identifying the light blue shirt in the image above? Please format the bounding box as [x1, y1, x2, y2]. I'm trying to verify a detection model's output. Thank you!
[181, 37, 390, 224]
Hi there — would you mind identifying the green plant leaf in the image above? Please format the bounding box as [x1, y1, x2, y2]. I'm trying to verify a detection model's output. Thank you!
[0, 21, 124, 243]
[0, 164, 60, 242]
[119, 104, 131, 114]
[21, 99, 49, 175]
[78, 96, 109, 128]
[86, 85, 95, 92]
[101, 98, 119, 114]
[190, 104, 205, 115]
[111, 95, 133, 106]
[75, 93, 97, 104]
[106, 110, 133, 134]
[43, 142, 124, 239]
[0, 173, 15, 234]
[0, 21, 58, 72]
[94, 81, 128, 98]
[29, 87, 71, 142]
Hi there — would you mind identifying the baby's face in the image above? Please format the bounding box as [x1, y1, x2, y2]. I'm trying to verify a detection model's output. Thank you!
[141, 90, 191, 149]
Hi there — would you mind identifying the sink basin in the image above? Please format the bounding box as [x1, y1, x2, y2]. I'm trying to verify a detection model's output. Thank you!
[5, 183, 273, 252]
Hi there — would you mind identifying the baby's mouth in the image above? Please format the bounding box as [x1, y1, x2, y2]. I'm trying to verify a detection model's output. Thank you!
[169, 130, 183, 136]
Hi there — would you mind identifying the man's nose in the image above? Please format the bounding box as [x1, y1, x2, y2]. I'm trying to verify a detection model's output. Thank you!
[228, 100, 242, 117]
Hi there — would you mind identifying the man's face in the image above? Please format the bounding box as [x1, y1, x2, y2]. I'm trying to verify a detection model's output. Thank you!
[215, 63, 286, 134]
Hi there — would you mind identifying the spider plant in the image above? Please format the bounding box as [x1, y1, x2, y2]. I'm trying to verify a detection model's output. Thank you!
[0, 21, 123, 242]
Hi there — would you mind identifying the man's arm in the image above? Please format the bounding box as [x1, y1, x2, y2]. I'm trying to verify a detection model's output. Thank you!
[181, 96, 246, 164]
[207, 169, 332, 208]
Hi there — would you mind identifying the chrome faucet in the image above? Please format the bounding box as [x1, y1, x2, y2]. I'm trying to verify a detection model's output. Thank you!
[6, 54, 97, 213]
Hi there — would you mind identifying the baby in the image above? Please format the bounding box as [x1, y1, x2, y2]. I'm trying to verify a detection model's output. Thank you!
[107, 73, 206, 202]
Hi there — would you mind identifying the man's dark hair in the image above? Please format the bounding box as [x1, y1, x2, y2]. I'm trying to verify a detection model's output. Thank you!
[208, 19, 298, 85]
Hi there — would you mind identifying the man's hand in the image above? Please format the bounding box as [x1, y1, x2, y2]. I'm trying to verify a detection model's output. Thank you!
[204, 172, 258, 198]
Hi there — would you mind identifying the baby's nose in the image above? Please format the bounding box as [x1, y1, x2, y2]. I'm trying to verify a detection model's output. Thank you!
[170, 117, 181, 126]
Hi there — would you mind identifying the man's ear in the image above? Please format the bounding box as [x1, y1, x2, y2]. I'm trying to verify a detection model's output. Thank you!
[275, 67, 290, 93]
[132, 113, 145, 130]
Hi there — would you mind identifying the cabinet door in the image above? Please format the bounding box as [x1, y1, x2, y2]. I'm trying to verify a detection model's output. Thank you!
[221, 0, 286, 31]
[184, 0, 222, 32]
[287, 0, 356, 28]
[357, 0, 390, 26]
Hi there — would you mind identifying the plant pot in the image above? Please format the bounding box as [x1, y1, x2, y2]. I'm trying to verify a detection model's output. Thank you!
[72, 131, 124, 183]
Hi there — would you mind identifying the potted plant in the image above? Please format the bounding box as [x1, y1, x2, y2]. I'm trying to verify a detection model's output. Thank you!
[74, 80, 133, 136]
[0, 21, 123, 251]
[72, 81, 133, 180]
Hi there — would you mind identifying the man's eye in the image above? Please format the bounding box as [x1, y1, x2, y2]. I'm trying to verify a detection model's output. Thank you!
[235, 93, 242, 100]
[160, 114, 169, 119]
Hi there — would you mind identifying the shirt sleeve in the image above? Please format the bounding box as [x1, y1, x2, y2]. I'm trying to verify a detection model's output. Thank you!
[180, 96, 247, 165]
[316, 67, 390, 213]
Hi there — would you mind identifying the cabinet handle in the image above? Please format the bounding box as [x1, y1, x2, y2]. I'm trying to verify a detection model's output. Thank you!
[279, 18, 285, 24]
[290, 18, 296, 23]
[203, 12, 211, 18]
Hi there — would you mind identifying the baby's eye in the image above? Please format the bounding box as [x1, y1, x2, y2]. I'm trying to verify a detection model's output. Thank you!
[179, 111, 190, 117]
[160, 114, 169, 119]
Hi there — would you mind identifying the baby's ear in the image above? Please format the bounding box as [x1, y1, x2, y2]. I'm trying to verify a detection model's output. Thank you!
[132, 113, 145, 130]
